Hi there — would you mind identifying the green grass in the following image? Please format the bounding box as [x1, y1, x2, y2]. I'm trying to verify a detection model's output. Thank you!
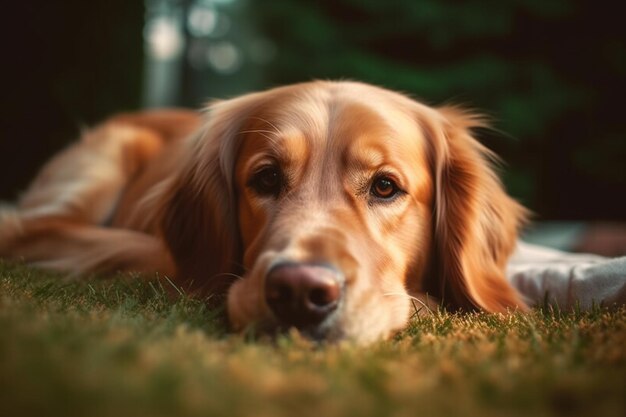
[1, 261, 624, 417]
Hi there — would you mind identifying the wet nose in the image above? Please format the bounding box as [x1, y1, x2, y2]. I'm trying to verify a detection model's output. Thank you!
[265, 263, 342, 328]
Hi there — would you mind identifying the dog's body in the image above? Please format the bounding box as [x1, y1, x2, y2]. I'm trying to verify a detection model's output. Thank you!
[0, 81, 528, 343]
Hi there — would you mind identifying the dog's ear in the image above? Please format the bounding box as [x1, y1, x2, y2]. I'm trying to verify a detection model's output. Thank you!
[421, 106, 529, 312]
[158, 93, 265, 296]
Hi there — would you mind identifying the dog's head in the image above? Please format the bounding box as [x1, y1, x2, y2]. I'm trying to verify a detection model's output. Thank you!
[160, 81, 527, 343]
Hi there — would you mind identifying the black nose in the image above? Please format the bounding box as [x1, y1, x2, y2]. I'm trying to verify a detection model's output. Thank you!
[265, 263, 342, 328]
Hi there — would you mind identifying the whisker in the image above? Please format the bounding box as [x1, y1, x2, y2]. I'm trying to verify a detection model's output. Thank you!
[250, 116, 281, 135]
[238, 129, 276, 141]
[383, 292, 435, 315]
[210, 272, 245, 281]
[239, 129, 277, 135]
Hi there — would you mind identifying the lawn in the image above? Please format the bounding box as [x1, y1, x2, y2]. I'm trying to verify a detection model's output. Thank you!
[1, 260, 624, 417]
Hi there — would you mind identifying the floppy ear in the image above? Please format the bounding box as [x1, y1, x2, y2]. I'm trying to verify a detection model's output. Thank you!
[158, 93, 265, 296]
[422, 106, 529, 312]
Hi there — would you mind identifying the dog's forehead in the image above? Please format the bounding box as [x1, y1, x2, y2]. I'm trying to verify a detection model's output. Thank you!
[244, 86, 425, 159]
[329, 100, 424, 164]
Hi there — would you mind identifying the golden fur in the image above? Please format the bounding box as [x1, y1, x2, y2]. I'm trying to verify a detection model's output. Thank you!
[0, 81, 528, 343]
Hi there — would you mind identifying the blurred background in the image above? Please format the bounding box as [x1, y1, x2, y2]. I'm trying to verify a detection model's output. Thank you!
[1, 0, 625, 253]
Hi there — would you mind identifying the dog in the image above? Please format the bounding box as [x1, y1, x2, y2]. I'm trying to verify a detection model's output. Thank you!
[0, 81, 528, 343]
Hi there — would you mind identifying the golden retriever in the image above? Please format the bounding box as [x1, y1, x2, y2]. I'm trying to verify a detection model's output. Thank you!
[0, 81, 528, 343]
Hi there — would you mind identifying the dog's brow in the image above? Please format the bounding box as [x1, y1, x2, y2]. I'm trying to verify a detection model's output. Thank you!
[347, 143, 388, 171]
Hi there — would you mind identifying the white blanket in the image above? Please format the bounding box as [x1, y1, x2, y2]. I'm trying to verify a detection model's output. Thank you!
[508, 242, 626, 310]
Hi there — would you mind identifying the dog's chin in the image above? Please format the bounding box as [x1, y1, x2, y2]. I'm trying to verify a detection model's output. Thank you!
[231, 310, 394, 345]
[228, 296, 349, 343]
[227, 291, 351, 343]
[252, 319, 347, 344]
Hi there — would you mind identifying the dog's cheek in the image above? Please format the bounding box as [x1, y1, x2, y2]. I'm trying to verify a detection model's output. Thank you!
[377, 279, 414, 339]
[337, 262, 413, 343]
[340, 291, 412, 344]
[226, 278, 265, 331]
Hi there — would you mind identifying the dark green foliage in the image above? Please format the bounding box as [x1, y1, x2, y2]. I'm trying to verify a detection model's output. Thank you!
[256, 0, 626, 219]
[1, 1, 623, 220]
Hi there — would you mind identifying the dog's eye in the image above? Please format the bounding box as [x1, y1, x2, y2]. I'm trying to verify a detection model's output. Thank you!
[370, 176, 400, 200]
[250, 166, 283, 196]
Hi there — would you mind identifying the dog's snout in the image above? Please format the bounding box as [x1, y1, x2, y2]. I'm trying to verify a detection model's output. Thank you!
[265, 264, 341, 328]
